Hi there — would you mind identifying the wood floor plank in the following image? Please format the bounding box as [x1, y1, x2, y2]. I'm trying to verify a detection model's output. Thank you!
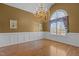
[0, 39, 79, 56]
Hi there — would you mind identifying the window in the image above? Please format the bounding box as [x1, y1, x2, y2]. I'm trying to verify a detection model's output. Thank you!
[50, 9, 68, 35]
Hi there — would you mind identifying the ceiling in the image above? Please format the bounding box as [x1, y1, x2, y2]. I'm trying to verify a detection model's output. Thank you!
[5, 3, 54, 14]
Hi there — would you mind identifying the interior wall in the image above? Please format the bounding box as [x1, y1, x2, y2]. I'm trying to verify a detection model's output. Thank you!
[1, 3, 79, 33]
[0, 3, 41, 33]
[44, 3, 79, 33]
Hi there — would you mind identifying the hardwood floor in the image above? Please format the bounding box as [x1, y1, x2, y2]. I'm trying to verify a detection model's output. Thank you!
[0, 39, 79, 56]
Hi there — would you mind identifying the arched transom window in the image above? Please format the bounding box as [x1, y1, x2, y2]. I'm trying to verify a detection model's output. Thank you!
[50, 9, 68, 35]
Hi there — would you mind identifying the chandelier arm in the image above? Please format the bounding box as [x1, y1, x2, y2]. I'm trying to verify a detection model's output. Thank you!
[34, 3, 48, 23]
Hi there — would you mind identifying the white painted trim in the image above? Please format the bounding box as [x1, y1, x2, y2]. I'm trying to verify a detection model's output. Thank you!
[44, 32, 79, 47]
[0, 32, 43, 47]
[0, 32, 79, 48]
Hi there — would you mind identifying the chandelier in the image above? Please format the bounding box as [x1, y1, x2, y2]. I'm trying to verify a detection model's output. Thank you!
[34, 4, 47, 22]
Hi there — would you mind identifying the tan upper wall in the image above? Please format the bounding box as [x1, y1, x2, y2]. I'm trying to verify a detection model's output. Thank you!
[45, 3, 79, 32]
[0, 3, 40, 32]
[0, 3, 79, 33]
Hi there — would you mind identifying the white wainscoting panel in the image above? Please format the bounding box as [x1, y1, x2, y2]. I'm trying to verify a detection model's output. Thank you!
[44, 32, 79, 47]
[9, 33, 18, 45]
[0, 32, 43, 47]
[29, 32, 36, 41]
[0, 33, 10, 47]
[29, 32, 43, 41]
[0, 32, 79, 48]
[17, 32, 25, 43]
[25, 32, 30, 42]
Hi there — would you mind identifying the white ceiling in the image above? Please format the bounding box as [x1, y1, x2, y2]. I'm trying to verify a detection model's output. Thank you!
[5, 3, 54, 14]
